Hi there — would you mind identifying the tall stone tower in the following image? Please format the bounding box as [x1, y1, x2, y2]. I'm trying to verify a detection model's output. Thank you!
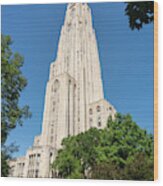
[8, 3, 116, 178]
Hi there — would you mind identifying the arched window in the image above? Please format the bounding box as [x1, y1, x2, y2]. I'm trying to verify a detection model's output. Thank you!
[97, 117, 101, 127]
[53, 79, 60, 92]
[96, 105, 101, 112]
[89, 108, 93, 115]
[35, 170, 39, 178]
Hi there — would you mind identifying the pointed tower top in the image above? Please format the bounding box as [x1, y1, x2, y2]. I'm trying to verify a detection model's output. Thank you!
[67, 2, 89, 9]
[66, 2, 90, 15]
[64, 2, 92, 26]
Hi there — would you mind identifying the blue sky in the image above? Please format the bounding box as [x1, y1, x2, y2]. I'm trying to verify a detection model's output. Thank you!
[1, 2, 154, 157]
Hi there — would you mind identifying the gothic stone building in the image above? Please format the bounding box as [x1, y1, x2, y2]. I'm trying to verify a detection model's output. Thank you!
[8, 3, 116, 178]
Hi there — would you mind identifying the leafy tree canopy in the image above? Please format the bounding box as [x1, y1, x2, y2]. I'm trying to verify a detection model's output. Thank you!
[1, 34, 31, 176]
[52, 113, 154, 180]
[1, 34, 31, 145]
[125, 1, 154, 30]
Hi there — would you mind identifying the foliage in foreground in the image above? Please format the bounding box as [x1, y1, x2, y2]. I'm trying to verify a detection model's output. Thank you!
[52, 113, 154, 180]
[1, 34, 31, 176]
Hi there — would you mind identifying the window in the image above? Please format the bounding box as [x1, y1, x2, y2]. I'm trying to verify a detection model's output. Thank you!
[35, 170, 39, 178]
[89, 108, 93, 115]
[53, 79, 60, 92]
[97, 117, 101, 127]
[36, 154, 40, 166]
[98, 121, 101, 127]
[67, 22, 71, 28]
[109, 106, 112, 111]
[96, 105, 101, 112]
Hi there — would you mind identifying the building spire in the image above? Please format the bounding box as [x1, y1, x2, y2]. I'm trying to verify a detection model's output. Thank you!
[8, 3, 116, 178]
[64, 2, 91, 25]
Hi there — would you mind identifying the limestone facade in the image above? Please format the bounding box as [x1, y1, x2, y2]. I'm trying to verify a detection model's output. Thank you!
[8, 3, 116, 178]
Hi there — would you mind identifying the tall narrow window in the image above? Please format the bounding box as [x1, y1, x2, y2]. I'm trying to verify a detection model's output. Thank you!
[97, 105, 101, 112]
[35, 170, 39, 178]
[54, 79, 60, 92]
[97, 117, 101, 127]
[89, 108, 93, 115]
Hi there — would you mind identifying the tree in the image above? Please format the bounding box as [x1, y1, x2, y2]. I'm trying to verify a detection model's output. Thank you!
[52, 128, 101, 179]
[122, 152, 154, 180]
[125, 1, 154, 30]
[91, 152, 153, 180]
[1, 34, 31, 176]
[91, 162, 122, 180]
[1, 143, 19, 177]
[52, 113, 154, 180]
